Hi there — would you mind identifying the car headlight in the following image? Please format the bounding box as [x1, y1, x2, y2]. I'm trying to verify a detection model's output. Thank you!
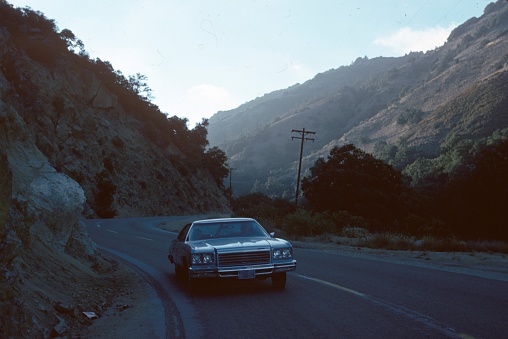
[273, 248, 292, 259]
[192, 253, 214, 265]
[202, 253, 214, 264]
[282, 248, 292, 258]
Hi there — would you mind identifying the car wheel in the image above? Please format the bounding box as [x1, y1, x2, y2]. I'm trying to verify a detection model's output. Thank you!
[174, 264, 185, 279]
[181, 259, 199, 291]
[272, 272, 286, 289]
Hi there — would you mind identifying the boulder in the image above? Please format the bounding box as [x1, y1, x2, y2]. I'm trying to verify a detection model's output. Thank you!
[92, 85, 118, 109]
[0, 102, 85, 250]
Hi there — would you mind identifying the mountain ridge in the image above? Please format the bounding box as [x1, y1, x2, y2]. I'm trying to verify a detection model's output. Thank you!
[208, 0, 508, 197]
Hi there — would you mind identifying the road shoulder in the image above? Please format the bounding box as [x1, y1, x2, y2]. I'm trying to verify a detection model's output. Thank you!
[293, 241, 508, 281]
[81, 255, 166, 338]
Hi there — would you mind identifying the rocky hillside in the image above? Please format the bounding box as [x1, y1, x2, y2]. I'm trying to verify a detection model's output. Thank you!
[208, 0, 508, 197]
[0, 2, 229, 336]
[0, 3, 230, 217]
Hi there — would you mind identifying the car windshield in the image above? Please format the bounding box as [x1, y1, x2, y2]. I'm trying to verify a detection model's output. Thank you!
[188, 220, 268, 241]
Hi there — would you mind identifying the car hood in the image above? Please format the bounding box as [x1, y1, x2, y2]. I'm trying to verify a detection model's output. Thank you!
[189, 237, 289, 252]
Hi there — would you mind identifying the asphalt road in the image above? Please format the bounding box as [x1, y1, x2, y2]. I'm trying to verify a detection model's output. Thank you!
[84, 217, 508, 339]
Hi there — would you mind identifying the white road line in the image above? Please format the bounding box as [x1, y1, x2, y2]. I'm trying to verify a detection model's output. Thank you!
[296, 273, 365, 297]
[106, 229, 118, 234]
[295, 273, 465, 338]
[135, 236, 153, 241]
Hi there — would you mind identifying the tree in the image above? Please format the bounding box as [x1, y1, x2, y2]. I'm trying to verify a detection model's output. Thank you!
[59, 28, 85, 54]
[94, 170, 116, 218]
[439, 140, 508, 240]
[302, 144, 408, 223]
[190, 118, 209, 151]
[128, 73, 153, 101]
[205, 146, 228, 187]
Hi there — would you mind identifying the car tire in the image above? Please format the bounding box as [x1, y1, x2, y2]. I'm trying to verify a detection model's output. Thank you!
[181, 259, 199, 291]
[187, 277, 199, 291]
[272, 272, 286, 289]
[174, 264, 185, 279]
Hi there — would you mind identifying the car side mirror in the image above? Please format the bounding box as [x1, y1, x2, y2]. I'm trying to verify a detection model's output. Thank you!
[270, 232, 275, 237]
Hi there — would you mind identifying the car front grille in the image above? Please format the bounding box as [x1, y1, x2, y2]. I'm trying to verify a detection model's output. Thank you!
[218, 250, 270, 267]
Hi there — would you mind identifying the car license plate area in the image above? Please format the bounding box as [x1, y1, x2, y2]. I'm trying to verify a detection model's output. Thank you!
[238, 270, 255, 279]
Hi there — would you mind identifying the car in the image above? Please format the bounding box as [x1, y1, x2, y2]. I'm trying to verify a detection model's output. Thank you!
[168, 217, 296, 289]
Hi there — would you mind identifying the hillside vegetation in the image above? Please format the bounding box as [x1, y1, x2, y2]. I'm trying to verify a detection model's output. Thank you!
[208, 0, 508, 200]
[0, 1, 229, 336]
[0, 2, 230, 217]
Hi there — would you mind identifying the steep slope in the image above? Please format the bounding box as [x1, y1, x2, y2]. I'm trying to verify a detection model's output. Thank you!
[0, 4, 230, 217]
[341, 1, 508, 156]
[0, 3, 229, 337]
[208, 0, 508, 197]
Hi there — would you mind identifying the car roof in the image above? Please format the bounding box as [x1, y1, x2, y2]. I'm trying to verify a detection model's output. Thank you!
[192, 217, 255, 225]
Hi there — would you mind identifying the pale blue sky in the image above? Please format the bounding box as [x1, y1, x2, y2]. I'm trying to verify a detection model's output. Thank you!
[7, 0, 492, 126]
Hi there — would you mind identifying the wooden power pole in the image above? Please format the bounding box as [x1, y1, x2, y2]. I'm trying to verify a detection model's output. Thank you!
[228, 167, 236, 199]
[292, 128, 315, 207]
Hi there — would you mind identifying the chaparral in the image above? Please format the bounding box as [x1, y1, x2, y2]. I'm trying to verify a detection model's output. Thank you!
[168, 217, 296, 289]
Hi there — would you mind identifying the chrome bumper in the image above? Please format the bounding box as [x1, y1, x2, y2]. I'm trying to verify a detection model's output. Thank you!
[188, 260, 296, 279]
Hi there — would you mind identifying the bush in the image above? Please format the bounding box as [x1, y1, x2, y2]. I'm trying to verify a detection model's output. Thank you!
[281, 210, 337, 237]
[328, 210, 368, 230]
[281, 209, 315, 237]
[358, 233, 414, 251]
[342, 227, 369, 238]
[392, 214, 450, 238]
[231, 193, 295, 228]
[94, 170, 116, 218]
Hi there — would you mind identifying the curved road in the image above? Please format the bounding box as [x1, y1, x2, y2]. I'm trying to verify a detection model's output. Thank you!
[84, 217, 508, 338]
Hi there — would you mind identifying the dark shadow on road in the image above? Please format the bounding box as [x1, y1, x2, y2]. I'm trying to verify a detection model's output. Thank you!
[166, 272, 289, 297]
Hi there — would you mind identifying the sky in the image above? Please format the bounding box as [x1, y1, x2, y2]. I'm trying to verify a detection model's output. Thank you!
[7, 0, 493, 127]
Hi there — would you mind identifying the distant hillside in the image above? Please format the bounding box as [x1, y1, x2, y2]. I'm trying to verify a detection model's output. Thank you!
[208, 0, 508, 198]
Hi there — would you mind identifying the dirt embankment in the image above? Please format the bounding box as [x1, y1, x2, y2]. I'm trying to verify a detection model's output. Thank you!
[1, 235, 164, 338]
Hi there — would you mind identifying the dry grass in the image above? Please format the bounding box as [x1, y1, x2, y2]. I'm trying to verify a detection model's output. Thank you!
[285, 230, 508, 254]
[155, 216, 508, 254]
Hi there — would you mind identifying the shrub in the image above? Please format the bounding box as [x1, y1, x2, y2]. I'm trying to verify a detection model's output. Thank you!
[281, 209, 336, 237]
[358, 233, 414, 251]
[94, 170, 116, 218]
[281, 209, 315, 237]
[342, 227, 369, 238]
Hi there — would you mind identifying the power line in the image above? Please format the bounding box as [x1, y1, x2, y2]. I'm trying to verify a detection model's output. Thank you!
[292, 128, 316, 207]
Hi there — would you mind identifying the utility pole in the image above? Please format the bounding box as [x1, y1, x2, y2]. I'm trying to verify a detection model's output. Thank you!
[228, 167, 236, 199]
[292, 128, 315, 207]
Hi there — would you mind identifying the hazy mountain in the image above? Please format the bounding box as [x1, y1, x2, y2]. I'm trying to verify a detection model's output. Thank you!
[208, 0, 508, 198]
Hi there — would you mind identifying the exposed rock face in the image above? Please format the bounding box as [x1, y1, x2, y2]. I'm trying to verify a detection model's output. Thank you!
[0, 14, 229, 217]
[91, 84, 118, 109]
[0, 94, 92, 336]
[27, 172, 85, 249]
[0, 150, 10, 228]
[1, 100, 85, 247]
[0, 3, 229, 337]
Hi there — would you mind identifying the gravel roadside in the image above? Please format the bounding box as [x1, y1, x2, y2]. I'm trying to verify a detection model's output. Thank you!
[80, 259, 166, 339]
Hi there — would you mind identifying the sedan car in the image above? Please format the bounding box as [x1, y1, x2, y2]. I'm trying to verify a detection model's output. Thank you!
[168, 217, 296, 289]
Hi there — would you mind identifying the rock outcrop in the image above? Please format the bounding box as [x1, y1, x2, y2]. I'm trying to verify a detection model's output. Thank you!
[0, 3, 230, 337]
[1, 101, 86, 247]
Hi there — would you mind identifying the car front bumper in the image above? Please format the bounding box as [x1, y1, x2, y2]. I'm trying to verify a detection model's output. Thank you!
[188, 260, 297, 279]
